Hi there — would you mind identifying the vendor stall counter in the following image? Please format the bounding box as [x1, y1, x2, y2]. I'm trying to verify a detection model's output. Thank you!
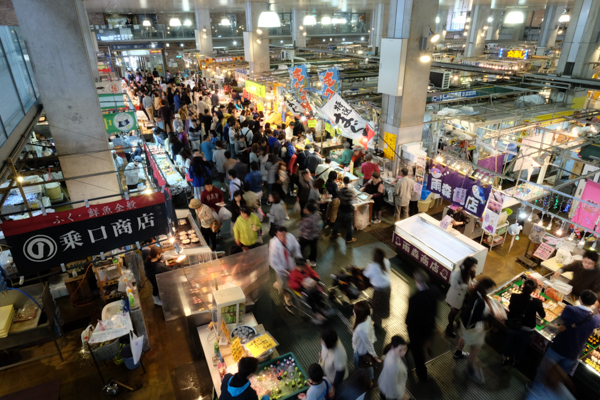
[392, 213, 488, 282]
[146, 143, 190, 196]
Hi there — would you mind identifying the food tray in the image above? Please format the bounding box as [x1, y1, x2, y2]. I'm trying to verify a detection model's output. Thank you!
[251, 352, 309, 400]
[231, 325, 257, 344]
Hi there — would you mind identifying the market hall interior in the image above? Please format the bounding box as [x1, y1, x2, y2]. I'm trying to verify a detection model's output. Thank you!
[0, 0, 599, 399]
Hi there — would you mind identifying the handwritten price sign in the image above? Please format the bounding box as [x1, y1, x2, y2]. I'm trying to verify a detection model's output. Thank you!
[221, 320, 231, 340]
[244, 333, 278, 357]
[230, 337, 244, 363]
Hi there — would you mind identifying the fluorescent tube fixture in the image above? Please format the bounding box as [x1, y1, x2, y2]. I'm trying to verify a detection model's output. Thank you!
[169, 18, 182, 26]
[303, 15, 316, 26]
[220, 18, 231, 26]
[183, 19, 192, 26]
[258, 11, 281, 28]
[321, 16, 331, 25]
[143, 20, 151, 27]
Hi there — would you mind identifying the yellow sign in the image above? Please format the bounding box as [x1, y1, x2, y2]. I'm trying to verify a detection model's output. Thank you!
[506, 50, 526, 59]
[324, 123, 333, 134]
[244, 333, 278, 357]
[307, 119, 317, 128]
[245, 80, 266, 98]
[383, 132, 396, 161]
[221, 320, 230, 340]
[230, 337, 244, 363]
[257, 102, 264, 112]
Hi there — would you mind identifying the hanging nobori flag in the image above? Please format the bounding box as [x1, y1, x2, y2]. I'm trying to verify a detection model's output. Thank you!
[288, 65, 308, 91]
[318, 67, 340, 100]
[285, 97, 306, 116]
[320, 93, 367, 140]
[358, 123, 376, 150]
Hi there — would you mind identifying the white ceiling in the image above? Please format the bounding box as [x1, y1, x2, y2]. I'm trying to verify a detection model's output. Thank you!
[83, 0, 575, 14]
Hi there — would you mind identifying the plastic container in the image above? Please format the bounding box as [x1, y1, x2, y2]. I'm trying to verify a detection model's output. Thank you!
[121, 344, 141, 370]
[45, 182, 62, 200]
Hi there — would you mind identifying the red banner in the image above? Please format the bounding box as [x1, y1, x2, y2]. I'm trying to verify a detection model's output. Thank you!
[144, 142, 167, 187]
[2, 191, 166, 237]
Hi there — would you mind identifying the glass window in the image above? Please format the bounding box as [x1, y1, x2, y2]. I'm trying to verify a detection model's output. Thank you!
[0, 27, 36, 112]
[14, 27, 39, 98]
[0, 43, 25, 134]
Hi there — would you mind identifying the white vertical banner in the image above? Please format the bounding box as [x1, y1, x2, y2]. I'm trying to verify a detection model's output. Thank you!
[320, 93, 367, 140]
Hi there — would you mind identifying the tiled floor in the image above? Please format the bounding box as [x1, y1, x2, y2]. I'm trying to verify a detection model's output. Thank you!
[0, 196, 539, 399]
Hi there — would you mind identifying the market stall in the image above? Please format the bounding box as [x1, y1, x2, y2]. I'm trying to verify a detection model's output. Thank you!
[392, 213, 488, 283]
[144, 141, 190, 199]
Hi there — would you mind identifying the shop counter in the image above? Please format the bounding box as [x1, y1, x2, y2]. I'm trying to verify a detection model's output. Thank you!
[489, 272, 600, 381]
[540, 256, 574, 280]
[392, 213, 487, 283]
[503, 183, 551, 208]
[146, 143, 190, 196]
[197, 312, 258, 398]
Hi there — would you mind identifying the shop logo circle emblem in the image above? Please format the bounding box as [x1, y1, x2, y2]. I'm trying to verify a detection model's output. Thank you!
[23, 235, 57, 262]
[113, 112, 135, 132]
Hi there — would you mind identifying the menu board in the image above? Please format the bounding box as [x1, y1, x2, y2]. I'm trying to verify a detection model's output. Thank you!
[533, 243, 555, 261]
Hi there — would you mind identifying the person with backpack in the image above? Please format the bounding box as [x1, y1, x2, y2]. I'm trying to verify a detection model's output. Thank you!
[298, 364, 332, 400]
[188, 155, 211, 199]
[502, 279, 546, 366]
[331, 177, 356, 243]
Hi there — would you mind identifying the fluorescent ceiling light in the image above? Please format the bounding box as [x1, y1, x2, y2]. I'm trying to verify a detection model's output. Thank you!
[430, 33, 440, 42]
[143, 20, 151, 27]
[558, 14, 570, 22]
[183, 19, 192, 26]
[169, 18, 181, 26]
[258, 11, 281, 28]
[321, 16, 331, 25]
[303, 15, 316, 26]
[332, 18, 347, 24]
[487, 17, 494, 23]
[220, 18, 231, 26]
[436, 16, 440, 23]
[420, 55, 431, 62]
[505, 11, 524, 24]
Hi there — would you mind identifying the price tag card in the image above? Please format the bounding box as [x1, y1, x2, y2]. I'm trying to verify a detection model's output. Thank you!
[221, 320, 231, 340]
[324, 123, 333, 134]
[307, 119, 317, 128]
[244, 332, 279, 357]
[439, 215, 454, 230]
[533, 243, 555, 261]
[230, 337, 244, 363]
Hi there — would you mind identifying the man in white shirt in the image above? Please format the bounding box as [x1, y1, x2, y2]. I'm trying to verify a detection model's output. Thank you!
[228, 169, 243, 200]
[315, 157, 332, 180]
[394, 168, 414, 221]
[269, 226, 301, 295]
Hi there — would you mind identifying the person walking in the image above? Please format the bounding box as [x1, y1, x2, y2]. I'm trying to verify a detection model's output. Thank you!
[378, 336, 410, 400]
[324, 171, 340, 225]
[299, 202, 321, 266]
[124, 156, 146, 191]
[233, 206, 262, 250]
[529, 289, 600, 395]
[297, 364, 332, 400]
[188, 119, 203, 150]
[269, 226, 301, 295]
[352, 300, 380, 380]
[445, 256, 478, 337]
[267, 192, 286, 236]
[394, 168, 413, 221]
[453, 278, 497, 384]
[189, 155, 211, 199]
[319, 328, 348, 390]
[189, 198, 217, 251]
[156, 99, 173, 133]
[201, 134, 216, 167]
[142, 93, 155, 124]
[502, 279, 546, 366]
[406, 270, 438, 382]
[362, 248, 391, 326]
[332, 177, 356, 243]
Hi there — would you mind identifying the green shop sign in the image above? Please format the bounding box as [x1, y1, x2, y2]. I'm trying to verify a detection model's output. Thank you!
[245, 80, 266, 98]
[103, 111, 138, 133]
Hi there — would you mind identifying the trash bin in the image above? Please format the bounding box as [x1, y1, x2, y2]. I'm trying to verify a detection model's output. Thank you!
[121, 345, 140, 370]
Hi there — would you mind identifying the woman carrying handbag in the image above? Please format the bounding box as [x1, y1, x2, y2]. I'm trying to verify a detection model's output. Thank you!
[453, 278, 496, 384]
[352, 300, 380, 381]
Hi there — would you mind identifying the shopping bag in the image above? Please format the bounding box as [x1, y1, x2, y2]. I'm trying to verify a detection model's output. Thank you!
[81, 324, 94, 353]
[130, 331, 144, 364]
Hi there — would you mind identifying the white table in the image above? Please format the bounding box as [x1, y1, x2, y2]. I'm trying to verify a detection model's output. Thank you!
[540, 256, 574, 280]
[197, 312, 258, 398]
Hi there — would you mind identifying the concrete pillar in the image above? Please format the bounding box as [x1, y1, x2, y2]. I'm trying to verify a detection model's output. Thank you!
[195, 9, 214, 57]
[370, 3, 385, 55]
[292, 10, 306, 48]
[436, 8, 449, 45]
[557, 0, 600, 78]
[244, 1, 270, 75]
[13, 0, 121, 203]
[379, 0, 439, 150]
[486, 10, 502, 40]
[465, 5, 490, 58]
[536, 5, 561, 55]
[75, 0, 100, 81]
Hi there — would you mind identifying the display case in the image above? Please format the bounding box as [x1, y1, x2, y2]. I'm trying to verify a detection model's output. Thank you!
[213, 286, 246, 333]
[156, 245, 270, 323]
[392, 213, 487, 282]
[161, 209, 211, 259]
[146, 143, 190, 195]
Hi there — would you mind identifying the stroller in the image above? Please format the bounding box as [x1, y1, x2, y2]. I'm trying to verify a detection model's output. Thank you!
[329, 266, 371, 306]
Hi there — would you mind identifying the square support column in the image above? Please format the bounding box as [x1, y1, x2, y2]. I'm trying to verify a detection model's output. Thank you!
[292, 10, 306, 48]
[195, 9, 214, 57]
[13, 0, 121, 203]
[465, 5, 490, 58]
[244, 1, 270, 75]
